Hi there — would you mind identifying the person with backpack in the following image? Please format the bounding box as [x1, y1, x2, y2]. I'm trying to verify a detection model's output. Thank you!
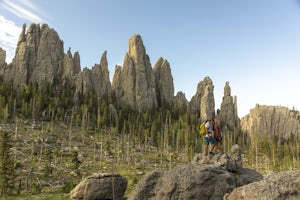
[204, 117, 216, 156]
[213, 119, 223, 153]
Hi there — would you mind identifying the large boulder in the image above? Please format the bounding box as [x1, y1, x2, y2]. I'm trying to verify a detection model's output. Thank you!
[226, 170, 300, 200]
[70, 173, 127, 200]
[129, 145, 263, 200]
[128, 164, 236, 200]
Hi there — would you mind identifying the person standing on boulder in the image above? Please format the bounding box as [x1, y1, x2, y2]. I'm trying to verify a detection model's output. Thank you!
[204, 117, 216, 156]
[213, 119, 223, 153]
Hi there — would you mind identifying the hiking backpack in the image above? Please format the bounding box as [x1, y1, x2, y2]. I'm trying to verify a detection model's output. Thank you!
[199, 122, 206, 136]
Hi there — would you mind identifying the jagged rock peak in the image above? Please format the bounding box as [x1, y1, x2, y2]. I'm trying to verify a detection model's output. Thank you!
[99, 51, 110, 84]
[153, 57, 174, 107]
[173, 91, 188, 114]
[18, 23, 26, 44]
[189, 76, 215, 120]
[112, 34, 157, 111]
[128, 34, 146, 62]
[6, 23, 64, 87]
[74, 51, 112, 99]
[219, 81, 240, 129]
[224, 81, 231, 96]
[200, 76, 215, 120]
[111, 65, 122, 104]
[62, 47, 81, 81]
[0, 48, 5, 66]
[91, 51, 112, 97]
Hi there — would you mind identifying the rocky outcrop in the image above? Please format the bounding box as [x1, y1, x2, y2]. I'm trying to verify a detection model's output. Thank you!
[0, 47, 5, 66]
[91, 51, 112, 97]
[0, 23, 242, 115]
[0, 48, 10, 80]
[111, 55, 135, 109]
[74, 68, 93, 95]
[1, 24, 64, 87]
[128, 164, 236, 200]
[111, 65, 122, 106]
[112, 34, 157, 111]
[192, 144, 243, 173]
[62, 48, 81, 82]
[30, 24, 64, 84]
[189, 77, 215, 120]
[173, 91, 188, 114]
[74, 51, 111, 98]
[1, 23, 111, 100]
[129, 145, 263, 200]
[241, 105, 300, 140]
[189, 77, 215, 121]
[219, 81, 240, 130]
[226, 170, 300, 200]
[70, 173, 127, 200]
[153, 57, 174, 107]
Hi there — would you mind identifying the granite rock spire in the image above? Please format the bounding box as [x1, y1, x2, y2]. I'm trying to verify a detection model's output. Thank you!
[112, 34, 157, 111]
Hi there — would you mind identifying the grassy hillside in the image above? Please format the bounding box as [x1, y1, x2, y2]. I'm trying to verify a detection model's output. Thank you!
[0, 117, 299, 199]
[0, 119, 191, 199]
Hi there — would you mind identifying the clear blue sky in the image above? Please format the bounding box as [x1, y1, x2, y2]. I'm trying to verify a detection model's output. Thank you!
[1, 0, 300, 118]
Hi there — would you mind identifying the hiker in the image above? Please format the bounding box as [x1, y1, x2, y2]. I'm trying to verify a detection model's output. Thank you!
[204, 117, 216, 156]
[213, 119, 223, 152]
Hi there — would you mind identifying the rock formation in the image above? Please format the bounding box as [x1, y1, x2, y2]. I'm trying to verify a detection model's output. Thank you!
[0, 23, 112, 101]
[112, 34, 157, 111]
[128, 145, 262, 200]
[0, 23, 241, 115]
[0, 47, 5, 66]
[74, 68, 93, 95]
[226, 169, 300, 200]
[111, 65, 122, 106]
[153, 57, 174, 107]
[189, 76, 215, 120]
[219, 81, 240, 130]
[241, 104, 300, 140]
[192, 144, 243, 173]
[128, 165, 236, 200]
[62, 48, 81, 82]
[91, 51, 111, 97]
[74, 51, 111, 98]
[12, 24, 64, 86]
[70, 173, 127, 200]
[173, 91, 188, 114]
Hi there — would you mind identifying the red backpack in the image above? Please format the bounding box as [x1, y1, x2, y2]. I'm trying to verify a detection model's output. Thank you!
[213, 123, 222, 140]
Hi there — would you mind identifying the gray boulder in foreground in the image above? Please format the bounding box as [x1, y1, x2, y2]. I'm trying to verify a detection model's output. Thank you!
[128, 148, 263, 200]
[128, 164, 235, 200]
[70, 173, 127, 200]
[226, 169, 300, 200]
